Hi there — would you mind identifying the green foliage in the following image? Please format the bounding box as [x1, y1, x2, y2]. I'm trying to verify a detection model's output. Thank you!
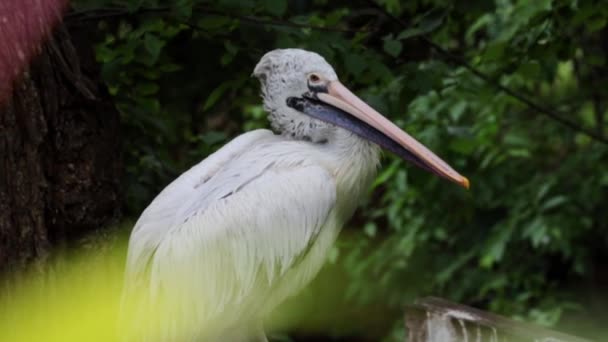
[70, 0, 608, 339]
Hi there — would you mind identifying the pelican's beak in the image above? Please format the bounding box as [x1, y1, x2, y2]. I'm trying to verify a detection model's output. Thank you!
[312, 81, 469, 189]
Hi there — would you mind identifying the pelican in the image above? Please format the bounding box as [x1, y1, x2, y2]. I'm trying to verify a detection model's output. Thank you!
[122, 49, 469, 341]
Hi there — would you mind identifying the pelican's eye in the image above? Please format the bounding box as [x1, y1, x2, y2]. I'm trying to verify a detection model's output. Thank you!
[308, 73, 321, 83]
[307, 73, 327, 92]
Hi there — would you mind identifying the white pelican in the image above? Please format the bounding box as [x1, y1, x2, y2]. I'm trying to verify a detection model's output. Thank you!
[122, 48, 469, 341]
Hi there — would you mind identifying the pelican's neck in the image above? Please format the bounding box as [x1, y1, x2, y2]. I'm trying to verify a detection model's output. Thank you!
[324, 128, 380, 217]
[274, 119, 381, 195]
[266, 105, 380, 214]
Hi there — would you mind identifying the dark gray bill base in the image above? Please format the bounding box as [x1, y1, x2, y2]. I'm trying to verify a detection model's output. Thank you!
[286, 96, 435, 175]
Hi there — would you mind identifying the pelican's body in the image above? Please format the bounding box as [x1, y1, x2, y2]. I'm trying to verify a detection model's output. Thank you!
[123, 49, 468, 341]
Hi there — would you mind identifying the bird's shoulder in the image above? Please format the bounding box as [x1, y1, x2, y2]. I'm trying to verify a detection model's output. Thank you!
[170, 135, 338, 229]
[127, 129, 337, 254]
[132, 129, 272, 220]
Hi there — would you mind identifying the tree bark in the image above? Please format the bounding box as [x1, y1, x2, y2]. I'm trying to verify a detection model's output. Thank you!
[0, 23, 121, 275]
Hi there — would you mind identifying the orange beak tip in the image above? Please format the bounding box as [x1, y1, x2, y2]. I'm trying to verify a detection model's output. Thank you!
[461, 177, 470, 190]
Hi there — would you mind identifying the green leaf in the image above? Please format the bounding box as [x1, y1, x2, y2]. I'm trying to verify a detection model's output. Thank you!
[139, 68, 160, 80]
[541, 196, 568, 212]
[450, 138, 476, 155]
[143, 34, 164, 65]
[372, 160, 399, 188]
[466, 14, 492, 42]
[200, 131, 227, 146]
[517, 61, 541, 79]
[203, 83, 231, 111]
[327, 246, 340, 264]
[139, 18, 165, 33]
[364, 222, 377, 238]
[96, 44, 117, 63]
[523, 217, 548, 248]
[220, 41, 239, 65]
[396, 13, 444, 41]
[135, 82, 159, 95]
[383, 35, 402, 57]
[480, 225, 514, 268]
[417, 14, 445, 35]
[482, 42, 506, 61]
[197, 17, 232, 30]
[125, 0, 144, 12]
[138, 98, 161, 114]
[219, 0, 255, 10]
[158, 63, 182, 72]
[449, 101, 467, 121]
[344, 53, 366, 77]
[586, 16, 607, 33]
[118, 21, 132, 39]
[397, 28, 425, 40]
[173, 0, 193, 20]
[261, 0, 288, 17]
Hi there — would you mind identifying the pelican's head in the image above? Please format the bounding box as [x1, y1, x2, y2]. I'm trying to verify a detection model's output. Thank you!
[253, 49, 339, 143]
[253, 48, 469, 188]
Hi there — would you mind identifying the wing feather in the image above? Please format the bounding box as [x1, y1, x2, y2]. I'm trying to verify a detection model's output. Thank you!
[124, 129, 273, 283]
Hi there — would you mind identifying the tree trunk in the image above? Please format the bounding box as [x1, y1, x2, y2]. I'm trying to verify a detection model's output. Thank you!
[0, 23, 121, 276]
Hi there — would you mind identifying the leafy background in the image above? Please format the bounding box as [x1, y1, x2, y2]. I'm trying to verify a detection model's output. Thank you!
[64, 0, 608, 340]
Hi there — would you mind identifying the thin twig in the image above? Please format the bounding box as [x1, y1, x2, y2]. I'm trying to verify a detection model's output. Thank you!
[66, 6, 374, 34]
[365, 0, 608, 145]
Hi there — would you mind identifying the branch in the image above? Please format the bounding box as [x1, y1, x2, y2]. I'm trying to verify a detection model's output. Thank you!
[65, 6, 374, 34]
[202, 8, 373, 33]
[365, 0, 608, 145]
